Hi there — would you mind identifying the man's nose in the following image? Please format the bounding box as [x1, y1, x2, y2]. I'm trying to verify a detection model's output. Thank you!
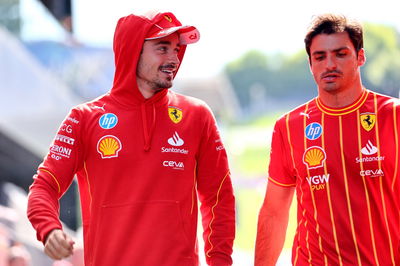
[326, 55, 337, 70]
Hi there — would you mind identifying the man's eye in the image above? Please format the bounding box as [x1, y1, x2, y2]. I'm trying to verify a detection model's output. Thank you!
[337, 53, 347, 57]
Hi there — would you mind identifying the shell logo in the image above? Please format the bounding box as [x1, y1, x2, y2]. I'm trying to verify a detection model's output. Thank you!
[97, 135, 122, 159]
[303, 146, 326, 169]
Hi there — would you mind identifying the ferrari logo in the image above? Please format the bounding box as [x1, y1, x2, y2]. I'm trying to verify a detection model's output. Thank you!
[164, 15, 172, 22]
[168, 107, 182, 123]
[360, 113, 376, 131]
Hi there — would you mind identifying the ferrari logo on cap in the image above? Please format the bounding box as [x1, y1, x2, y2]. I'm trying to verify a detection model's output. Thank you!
[360, 113, 376, 131]
[168, 107, 182, 123]
[164, 15, 172, 22]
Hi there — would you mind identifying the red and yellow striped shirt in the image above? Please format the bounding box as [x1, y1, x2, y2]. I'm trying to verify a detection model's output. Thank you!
[269, 90, 400, 265]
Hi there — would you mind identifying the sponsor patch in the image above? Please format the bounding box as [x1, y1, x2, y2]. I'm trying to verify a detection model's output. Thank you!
[168, 132, 184, 146]
[360, 113, 376, 131]
[50, 145, 72, 158]
[55, 134, 75, 145]
[163, 160, 184, 170]
[303, 146, 326, 169]
[356, 140, 385, 163]
[305, 122, 323, 140]
[67, 117, 79, 124]
[161, 147, 189, 154]
[60, 123, 73, 134]
[306, 173, 330, 191]
[99, 113, 118, 129]
[361, 140, 378, 155]
[97, 135, 122, 158]
[168, 107, 182, 123]
[360, 169, 384, 178]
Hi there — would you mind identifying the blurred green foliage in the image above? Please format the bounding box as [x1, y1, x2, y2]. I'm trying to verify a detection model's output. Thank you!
[225, 23, 400, 110]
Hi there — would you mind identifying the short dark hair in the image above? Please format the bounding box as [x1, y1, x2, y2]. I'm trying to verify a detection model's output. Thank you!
[304, 14, 363, 58]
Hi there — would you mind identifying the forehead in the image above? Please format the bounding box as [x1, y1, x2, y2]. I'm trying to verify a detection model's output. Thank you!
[310, 32, 353, 53]
[145, 32, 180, 47]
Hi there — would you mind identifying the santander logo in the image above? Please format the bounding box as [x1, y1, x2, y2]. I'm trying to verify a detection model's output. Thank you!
[361, 140, 378, 155]
[168, 132, 184, 146]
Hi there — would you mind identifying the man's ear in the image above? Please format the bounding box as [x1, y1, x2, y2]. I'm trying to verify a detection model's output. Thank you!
[357, 48, 366, 67]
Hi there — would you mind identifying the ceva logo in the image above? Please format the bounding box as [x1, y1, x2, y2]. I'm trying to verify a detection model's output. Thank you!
[360, 169, 384, 178]
[163, 160, 184, 170]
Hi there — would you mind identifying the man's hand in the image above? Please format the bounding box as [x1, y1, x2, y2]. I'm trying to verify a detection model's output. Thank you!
[44, 229, 75, 260]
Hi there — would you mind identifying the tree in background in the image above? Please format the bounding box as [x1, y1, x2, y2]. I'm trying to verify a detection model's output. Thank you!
[225, 23, 400, 113]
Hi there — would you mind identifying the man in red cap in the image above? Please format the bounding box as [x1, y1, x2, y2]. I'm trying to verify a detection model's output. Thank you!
[27, 11, 235, 266]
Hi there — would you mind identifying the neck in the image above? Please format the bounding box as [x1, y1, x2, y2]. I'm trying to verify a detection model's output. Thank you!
[138, 87, 155, 99]
[318, 80, 364, 108]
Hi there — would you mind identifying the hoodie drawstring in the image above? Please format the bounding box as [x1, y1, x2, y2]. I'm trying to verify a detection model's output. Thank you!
[141, 103, 156, 151]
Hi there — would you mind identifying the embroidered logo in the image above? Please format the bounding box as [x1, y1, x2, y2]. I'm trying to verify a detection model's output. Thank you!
[303, 146, 326, 169]
[55, 134, 75, 145]
[361, 140, 378, 155]
[360, 113, 376, 131]
[305, 122, 323, 140]
[99, 113, 118, 129]
[97, 135, 122, 158]
[168, 107, 182, 123]
[164, 15, 173, 22]
[168, 132, 184, 146]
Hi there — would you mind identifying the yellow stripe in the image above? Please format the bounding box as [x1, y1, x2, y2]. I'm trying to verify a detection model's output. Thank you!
[302, 109, 325, 264]
[356, 110, 379, 265]
[319, 113, 328, 265]
[268, 177, 295, 187]
[205, 171, 230, 257]
[374, 95, 395, 264]
[316, 90, 368, 116]
[391, 101, 399, 190]
[286, 113, 298, 181]
[83, 162, 93, 209]
[39, 168, 61, 194]
[285, 111, 304, 265]
[339, 114, 361, 265]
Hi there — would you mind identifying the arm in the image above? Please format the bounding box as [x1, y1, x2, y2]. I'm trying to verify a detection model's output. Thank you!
[255, 181, 295, 266]
[27, 108, 84, 259]
[196, 105, 235, 266]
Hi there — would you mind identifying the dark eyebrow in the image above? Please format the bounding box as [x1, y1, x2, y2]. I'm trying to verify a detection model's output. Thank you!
[311, 46, 350, 56]
[154, 40, 171, 45]
[154, 40, 181, 48]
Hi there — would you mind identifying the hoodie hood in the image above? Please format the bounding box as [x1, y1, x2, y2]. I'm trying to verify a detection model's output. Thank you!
[110, 11, 194, 152]
[110, 11, 189, 107]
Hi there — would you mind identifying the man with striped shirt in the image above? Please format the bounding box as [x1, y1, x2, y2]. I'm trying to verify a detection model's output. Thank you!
[255, 14, 400, 265]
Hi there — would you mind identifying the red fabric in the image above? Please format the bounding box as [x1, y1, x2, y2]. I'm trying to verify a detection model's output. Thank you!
[268, 90, 400, 265]
[27, 12, 235, 266]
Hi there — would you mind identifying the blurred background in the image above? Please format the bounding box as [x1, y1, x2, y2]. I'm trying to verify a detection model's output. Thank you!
[0, 0, 399, 265]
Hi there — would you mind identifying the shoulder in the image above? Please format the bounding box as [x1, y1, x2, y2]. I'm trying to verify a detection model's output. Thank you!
[168, 91, 212, 113]
[71, 93, 111, 115]
[275, 99, 316, 126]
[369, 90, 400, 111]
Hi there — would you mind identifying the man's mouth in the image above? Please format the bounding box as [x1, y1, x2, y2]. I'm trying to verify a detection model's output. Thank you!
[321, 71, 341, 82]
[160, 65, 177, 76]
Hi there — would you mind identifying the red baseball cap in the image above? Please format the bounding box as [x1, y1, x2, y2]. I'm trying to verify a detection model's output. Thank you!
[145, 13, 200, 45]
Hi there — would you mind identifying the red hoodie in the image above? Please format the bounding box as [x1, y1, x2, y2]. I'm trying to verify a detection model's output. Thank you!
[27, 12, 235, 266]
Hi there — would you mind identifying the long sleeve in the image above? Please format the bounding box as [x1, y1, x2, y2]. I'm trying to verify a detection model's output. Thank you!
[27, 108, 84, 243]
[196, 106, 235, 266]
